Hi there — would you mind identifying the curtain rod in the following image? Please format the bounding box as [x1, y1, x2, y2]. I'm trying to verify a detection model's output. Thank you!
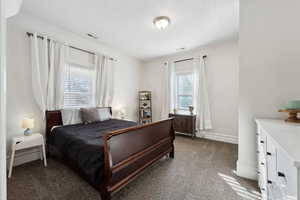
[174, 55, 207, 64]
[26, 32, 117, 62]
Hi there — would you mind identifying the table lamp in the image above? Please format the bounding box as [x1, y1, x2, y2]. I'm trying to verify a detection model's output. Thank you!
[118, 108, 126, 119]
[22, 118, 34, 136]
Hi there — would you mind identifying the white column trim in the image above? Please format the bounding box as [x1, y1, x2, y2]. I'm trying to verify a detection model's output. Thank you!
[0, 0, 7, 198]
[236, 159, 257, 180]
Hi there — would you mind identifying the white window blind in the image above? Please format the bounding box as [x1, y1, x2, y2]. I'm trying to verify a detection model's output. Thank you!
[63, 63, 96, 108]
[175, 73, 194, 110]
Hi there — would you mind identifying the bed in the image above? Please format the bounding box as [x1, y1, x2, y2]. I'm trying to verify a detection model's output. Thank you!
[45, 107, 175, 200]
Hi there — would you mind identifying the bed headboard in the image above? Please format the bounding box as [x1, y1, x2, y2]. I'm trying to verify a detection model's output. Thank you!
[45, 107, 113, 141]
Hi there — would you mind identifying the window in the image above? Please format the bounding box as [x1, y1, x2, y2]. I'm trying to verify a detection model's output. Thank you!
[63, 63, 96, 108]
[176, 73, 194, 110]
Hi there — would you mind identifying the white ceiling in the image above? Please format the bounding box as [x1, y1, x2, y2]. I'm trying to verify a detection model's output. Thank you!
[21, 0, 238, 60]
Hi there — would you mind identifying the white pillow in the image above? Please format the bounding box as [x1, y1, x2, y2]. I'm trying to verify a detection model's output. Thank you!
[61, 109, 82, 125]
[97, 108, 112, 121]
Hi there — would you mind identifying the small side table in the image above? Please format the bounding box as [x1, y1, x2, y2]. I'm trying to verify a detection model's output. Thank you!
[8, 133, 47, 178]
[169, 113, 196, 138]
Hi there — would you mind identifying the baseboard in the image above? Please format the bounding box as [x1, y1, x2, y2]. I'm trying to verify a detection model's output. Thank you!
[236, 160, 257, 180]
[196, 131, 238, 144]
[6, 149, 41, 169]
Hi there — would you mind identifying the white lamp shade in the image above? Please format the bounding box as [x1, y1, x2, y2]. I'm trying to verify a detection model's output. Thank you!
[120, 108, 126, 115]
[22, 118, 34, 129]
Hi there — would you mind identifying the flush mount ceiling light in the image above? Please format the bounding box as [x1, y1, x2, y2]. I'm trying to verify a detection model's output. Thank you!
[153, 16, 171, 30]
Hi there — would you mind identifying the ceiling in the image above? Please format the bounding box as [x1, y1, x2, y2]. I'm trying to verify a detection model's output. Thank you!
[21, 0, 238, 61]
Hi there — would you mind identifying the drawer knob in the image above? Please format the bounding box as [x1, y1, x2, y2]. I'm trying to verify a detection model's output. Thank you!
[260, 162, 265, 165]
[278, 172, 285, 177]
[267, 152, 272, 156]
[260, 140, 264, 144]
[267, 180, 272, 184]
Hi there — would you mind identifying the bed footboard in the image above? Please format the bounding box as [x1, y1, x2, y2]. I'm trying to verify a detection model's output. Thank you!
[100, 118, 175, 200]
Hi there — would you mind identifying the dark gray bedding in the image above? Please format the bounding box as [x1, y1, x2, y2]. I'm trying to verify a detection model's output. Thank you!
[49, 119, 137, 186]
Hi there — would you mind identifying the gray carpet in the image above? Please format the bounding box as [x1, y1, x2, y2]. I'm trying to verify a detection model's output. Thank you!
[7, 136, 260, 200]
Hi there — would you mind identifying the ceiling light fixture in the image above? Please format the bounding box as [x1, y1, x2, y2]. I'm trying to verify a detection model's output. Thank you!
[153, 16, 171, 30]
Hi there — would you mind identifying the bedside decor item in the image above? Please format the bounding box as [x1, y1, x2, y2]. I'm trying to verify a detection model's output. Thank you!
[173, 108, 177, 114]
[116, 107, 126, 119]
[22, 118, 34, 136]
[8, 133, 47, 178]
[189, 106, 194, 115]
[139, 91, 152, 124]
[278, 109, 300, 123]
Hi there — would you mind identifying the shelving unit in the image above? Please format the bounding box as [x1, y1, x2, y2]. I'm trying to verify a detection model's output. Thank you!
[139, 91, 152, 124]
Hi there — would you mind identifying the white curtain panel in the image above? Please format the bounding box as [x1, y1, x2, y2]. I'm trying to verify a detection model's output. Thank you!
[30, 33, 48, 113]
[95, 55, 114, 107]
[47, 41, 67, 110]
[193, 56, 213, 130]
[30, 33, 66, 112]
[160, 61, 175, 119]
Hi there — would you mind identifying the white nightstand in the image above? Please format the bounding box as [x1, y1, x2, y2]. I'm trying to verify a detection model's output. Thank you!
[8, 133, 47, 178]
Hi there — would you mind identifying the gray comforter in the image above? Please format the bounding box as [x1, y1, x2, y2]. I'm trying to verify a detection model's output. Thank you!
[49, 119, 137, 186]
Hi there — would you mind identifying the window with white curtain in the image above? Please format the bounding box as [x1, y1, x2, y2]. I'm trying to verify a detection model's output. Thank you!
[175, 73, 194, 110]
[63, 63, 96, 108]
[174, 59, 194, 111]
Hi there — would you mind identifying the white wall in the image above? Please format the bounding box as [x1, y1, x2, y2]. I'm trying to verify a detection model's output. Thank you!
[141, 40, 239, 144]
[237, 0, 300, 180]
[6, 13, 142, 165]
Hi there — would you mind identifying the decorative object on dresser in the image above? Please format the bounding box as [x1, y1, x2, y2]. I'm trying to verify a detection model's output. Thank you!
[278, 109, 300, 123]
[21, 118, 34, 136]
[8, 133, 47, 178]
[139, 91, 152, 124]
[256, 119, 300, 200]
[188, 106, 194, 115]
[169, 113, 196, 138]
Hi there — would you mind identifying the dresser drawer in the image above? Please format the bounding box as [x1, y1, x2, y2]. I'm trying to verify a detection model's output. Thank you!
[266, 137, 277, 183]
[276, 148, 297, 199]
[257, 131, 267, 157]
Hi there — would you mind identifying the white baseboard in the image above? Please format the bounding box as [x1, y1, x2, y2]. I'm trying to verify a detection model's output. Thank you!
[196, 131, 238, 144]
[6, 149, 41, 169]
[236, 160, 257, 180]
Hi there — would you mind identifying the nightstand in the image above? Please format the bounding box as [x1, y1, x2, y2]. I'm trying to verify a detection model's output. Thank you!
[8, 133, 47, 178]
[169, 113, 196, 138]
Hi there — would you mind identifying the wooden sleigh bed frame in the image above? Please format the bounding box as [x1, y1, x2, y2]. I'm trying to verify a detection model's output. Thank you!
[45, 108, 175, 200]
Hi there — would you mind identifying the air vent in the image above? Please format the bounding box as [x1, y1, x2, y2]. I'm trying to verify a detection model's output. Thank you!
[86, 33, 98, 39]
[176, 47, 185, 51]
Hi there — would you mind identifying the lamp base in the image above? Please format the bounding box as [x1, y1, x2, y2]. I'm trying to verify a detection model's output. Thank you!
[24, 128, 32, 136]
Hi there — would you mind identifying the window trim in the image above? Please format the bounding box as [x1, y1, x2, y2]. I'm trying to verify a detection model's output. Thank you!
[175, 72, 194, 111]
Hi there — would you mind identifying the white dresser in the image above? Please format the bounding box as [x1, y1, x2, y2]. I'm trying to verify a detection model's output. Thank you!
[256, 119, 300, 200]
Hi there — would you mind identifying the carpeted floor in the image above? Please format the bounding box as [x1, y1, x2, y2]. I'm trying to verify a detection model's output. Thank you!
[7, 136, 260, 200]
